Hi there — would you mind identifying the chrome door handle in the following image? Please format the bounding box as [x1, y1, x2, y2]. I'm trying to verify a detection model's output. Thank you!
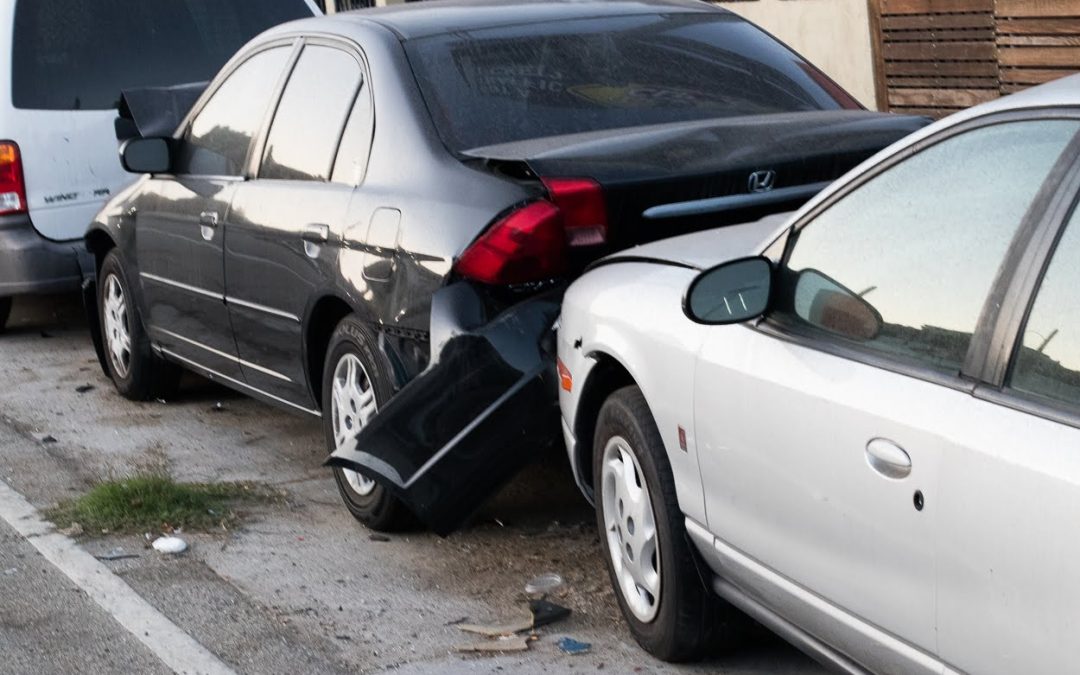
[199, 211, 219, 227]
[865, 438, 911, 479]
[301, 223, 329, 244]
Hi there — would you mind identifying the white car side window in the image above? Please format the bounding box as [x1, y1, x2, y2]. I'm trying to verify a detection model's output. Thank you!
[778, 119, 1080, 374]
[1012, 204, 1080, 407]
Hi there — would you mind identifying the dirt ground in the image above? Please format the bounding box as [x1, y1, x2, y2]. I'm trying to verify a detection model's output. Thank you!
[0, 294, 823, 674]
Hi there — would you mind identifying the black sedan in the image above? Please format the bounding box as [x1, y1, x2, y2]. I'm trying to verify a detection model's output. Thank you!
[86, 0, 927, 533]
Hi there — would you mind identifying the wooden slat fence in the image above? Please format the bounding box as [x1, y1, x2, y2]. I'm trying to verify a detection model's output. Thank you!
[871, 0, 1080, 116]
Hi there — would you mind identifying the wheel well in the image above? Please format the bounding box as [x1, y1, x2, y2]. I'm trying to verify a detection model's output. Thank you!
[85, 229, 116, 272]
[306, 296, 353, 410]
[574, 353, 635, 492]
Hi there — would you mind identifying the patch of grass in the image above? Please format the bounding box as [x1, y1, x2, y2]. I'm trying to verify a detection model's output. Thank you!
[47, 474, 277, 535]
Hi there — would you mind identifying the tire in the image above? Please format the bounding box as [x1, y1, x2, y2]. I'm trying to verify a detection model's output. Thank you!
[593, 385, 723, 662]
[323, 315, 413, 532]
[0, 297, 11, 332]
[98, 250, 180, 401]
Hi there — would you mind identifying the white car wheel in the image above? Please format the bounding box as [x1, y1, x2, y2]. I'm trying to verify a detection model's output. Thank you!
[601, 434, 661, 623]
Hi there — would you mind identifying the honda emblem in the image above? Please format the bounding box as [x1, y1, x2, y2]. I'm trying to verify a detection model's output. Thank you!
[748, 170, 777, 194]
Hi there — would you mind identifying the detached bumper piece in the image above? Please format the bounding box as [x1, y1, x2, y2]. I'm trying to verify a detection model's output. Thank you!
[327, 290, 562, 536]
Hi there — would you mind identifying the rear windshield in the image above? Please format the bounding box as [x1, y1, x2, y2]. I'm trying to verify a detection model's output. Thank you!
[404, 13, 858, 152]
[12, 0, 311, 111]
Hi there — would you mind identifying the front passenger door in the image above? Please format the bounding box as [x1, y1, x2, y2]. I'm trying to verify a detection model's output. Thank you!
[693, 118, 1080, 673]
[226, 42, 367, 406]
[136, 45, 293, 379]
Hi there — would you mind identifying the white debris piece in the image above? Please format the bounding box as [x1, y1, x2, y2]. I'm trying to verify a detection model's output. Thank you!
[152, 536, 188, 554]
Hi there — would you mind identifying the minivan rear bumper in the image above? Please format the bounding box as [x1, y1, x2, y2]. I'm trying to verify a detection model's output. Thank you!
[0, 214, 90, 296]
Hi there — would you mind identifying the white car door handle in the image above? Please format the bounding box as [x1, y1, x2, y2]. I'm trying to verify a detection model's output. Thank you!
[865, 438, 911, 479]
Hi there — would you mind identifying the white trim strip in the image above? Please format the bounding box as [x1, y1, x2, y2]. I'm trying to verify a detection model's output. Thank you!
[0, 478, 237, 675]
[140, 272, 224, 301]
[157, 329, 292, 383]
[160, 347, 320, 417]
[226, 296, 300, 323]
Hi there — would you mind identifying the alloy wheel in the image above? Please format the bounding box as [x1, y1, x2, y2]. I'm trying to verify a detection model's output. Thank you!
[102, 273, 132, 378]
[601, 435, 661, 623]
[331, 353, 379, 496]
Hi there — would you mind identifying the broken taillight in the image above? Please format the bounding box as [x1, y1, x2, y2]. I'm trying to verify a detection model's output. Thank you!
[454, 201, 568, 285]
[454, 177, 608, 286]
[0, 141, 27, 216]
[542, 177, 608, 247]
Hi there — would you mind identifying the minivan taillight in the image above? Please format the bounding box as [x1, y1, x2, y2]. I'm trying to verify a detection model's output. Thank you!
[543, 177, 608, 247]
[0, 141, 27, 216]
[454, 201, 568, 285]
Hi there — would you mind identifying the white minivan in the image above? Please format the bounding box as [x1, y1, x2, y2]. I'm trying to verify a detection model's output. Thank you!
[0, 0, 317, 329]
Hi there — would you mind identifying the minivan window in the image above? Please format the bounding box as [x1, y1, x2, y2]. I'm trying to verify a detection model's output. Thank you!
[404, 13, 858, 152]
[176, 48, 292, 177]
[261, 46, 362, 182]
[12, 0, 310, 111]
[775, 120, 1080, 375]
[1011, 206, 1080, 408]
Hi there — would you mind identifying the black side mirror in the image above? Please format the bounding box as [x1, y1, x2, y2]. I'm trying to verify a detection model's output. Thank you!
[684, 256, 772, 325]
[793, 269, 883, 341]
[119, 137, 172, 174]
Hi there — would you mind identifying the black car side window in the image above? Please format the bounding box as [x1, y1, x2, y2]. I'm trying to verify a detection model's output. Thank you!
[260, 45, 363, 182]
[1010, 204, 1080, 408]
[331, 81, 374, 186]
[772, 120, 1080, 375]
[176, 47, 291, 177]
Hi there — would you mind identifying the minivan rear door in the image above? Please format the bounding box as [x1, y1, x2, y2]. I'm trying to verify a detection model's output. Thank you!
[5, 0, 315, 242]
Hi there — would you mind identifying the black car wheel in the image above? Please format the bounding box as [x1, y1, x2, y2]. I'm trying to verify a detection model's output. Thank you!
[98, 250, 180, 401]
[324, 315, 413, 532]
[0, 296, 11, 332]
[593, 385, 725, 662]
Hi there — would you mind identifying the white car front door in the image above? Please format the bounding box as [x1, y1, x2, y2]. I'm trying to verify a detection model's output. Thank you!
[937, 190, 1080, 675]
[693, 117, 1080, 673]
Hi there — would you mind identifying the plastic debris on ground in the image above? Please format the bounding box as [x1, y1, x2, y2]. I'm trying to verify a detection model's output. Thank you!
[151, 535, 188, 554]
[524, 572, 565, 596]
[455, 635, 531, 653]
[96, 547, 140, 561]
[556, 637, 592, 655]
[455, 596, 571, 656]
[529, 599, 571, 628]
[457, 614, 534, 637]
[75, 384, 95, 393]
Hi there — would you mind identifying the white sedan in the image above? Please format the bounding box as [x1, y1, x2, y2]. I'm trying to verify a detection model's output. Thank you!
[557, 74, 1080, 673]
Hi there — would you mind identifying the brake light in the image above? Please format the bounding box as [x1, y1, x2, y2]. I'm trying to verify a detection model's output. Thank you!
[542, 177, 608, 247]
[454, 201, 568, 285]
[0, 141, 27, 216]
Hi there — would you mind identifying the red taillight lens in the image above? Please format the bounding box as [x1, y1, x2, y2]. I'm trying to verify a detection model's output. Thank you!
[0, 141, 27, 216]
[454, 201, 568, 285]
[542, 177, 608, 247]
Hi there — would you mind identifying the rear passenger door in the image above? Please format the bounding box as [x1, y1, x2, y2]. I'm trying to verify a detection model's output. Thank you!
[937, 170, 1080, 675]
[226, 40, 370, 408]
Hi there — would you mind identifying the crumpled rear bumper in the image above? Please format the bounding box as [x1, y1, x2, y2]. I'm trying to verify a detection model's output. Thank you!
[327, 283, 563, 536]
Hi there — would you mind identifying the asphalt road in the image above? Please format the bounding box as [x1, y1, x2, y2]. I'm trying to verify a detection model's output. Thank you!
[0, 293, 824, 674]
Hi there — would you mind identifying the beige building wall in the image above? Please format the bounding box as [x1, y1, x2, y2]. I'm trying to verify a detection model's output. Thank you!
[714, 0, 879, 110]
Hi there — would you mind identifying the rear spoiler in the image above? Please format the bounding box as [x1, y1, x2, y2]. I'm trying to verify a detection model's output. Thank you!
[115, 81, 208, 141]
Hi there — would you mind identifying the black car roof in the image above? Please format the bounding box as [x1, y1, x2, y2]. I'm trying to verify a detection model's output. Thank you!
[338, 0, 723, 40]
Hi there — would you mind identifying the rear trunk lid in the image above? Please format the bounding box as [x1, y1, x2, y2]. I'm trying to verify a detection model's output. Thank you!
[466, 110, 930, 250]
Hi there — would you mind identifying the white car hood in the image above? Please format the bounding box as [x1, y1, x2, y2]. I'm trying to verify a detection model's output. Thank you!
[601, 211, 792, 270]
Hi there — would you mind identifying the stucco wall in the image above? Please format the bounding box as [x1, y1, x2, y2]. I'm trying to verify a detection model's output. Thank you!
[714, 0, 879, 110]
